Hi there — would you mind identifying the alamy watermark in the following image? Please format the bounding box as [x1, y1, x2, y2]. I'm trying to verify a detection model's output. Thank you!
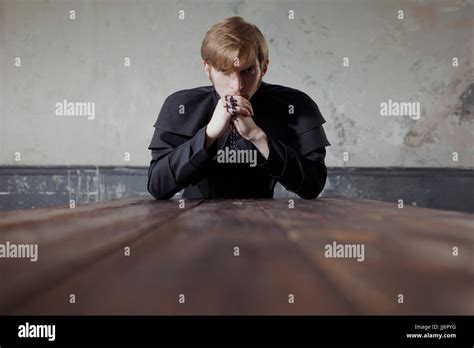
[55, 99, 95, 120]
[0, 241, 38, 262]
[324, 241, 365, 262]
[217, 147, 257, 167]
[380, 99, 420, 120]
[18, 322, 55, 341]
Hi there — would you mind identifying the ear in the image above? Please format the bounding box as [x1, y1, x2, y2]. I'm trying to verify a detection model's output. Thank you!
[203, 60, 211, 80]
[261, 59, 269, 76]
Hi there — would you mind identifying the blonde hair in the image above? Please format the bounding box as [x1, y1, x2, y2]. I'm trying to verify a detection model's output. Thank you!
[201, 16, 269, 74]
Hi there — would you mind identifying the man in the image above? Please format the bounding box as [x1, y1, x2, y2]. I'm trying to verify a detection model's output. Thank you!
[147, 16, 330, 199]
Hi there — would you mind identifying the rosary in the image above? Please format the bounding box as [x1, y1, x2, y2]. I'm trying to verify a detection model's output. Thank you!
[225, 95, 240, 150]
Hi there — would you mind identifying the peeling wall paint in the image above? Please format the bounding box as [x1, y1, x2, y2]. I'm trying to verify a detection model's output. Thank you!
[0, 167, 150, 210]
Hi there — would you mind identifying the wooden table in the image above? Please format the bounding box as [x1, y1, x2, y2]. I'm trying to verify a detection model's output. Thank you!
[1, 197, 473, 315]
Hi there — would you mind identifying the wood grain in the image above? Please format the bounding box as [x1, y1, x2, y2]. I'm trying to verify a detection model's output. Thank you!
[258, 197, 474, 314]
[1, 197, 472, 315]
[0, 198, 204, 313]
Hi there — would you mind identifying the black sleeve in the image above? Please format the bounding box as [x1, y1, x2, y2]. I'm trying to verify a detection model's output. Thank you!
[256, 125, 329, 199]
[147, 125, 218, 200]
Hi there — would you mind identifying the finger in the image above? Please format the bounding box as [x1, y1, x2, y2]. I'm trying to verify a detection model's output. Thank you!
[232, 118, 243, 135]
[226, 105, 252, 117]
[233, 117, 252, 139]
[229, 96, 254, 116]
[236, 97, 254, 116]
[232, 104, 253, 117]
[235, 106, 252, 117]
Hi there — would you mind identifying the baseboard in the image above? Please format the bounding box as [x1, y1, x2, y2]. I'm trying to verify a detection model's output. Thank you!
[0, 166, 472, 213]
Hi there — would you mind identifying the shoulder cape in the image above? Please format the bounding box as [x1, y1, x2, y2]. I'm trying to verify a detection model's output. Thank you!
[149, 82, 331, 154]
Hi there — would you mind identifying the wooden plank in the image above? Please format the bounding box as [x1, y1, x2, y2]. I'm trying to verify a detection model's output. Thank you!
[258, 197, 474, 314]
[3, 197, 472, 315]
[0, 197, 153, 229]
[10, 199, 355, 315]
[0, 198, 204, 313]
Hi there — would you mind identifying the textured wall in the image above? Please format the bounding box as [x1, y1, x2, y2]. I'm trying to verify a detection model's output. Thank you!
[1, 0, 473, 167]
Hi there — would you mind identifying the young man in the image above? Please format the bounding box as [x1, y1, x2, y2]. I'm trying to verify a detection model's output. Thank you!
[147, 16, 330, 199]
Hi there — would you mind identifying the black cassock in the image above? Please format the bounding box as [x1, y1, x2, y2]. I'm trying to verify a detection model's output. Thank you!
[147, 81, 331, 199]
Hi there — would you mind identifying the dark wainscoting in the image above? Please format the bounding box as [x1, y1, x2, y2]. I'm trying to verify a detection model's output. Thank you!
[0, 166, 472, 213]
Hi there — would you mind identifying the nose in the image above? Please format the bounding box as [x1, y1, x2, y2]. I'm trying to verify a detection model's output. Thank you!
[230, 72, 243, 95]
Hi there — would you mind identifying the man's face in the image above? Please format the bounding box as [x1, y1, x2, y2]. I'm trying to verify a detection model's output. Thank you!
[204, 57, 269, 101]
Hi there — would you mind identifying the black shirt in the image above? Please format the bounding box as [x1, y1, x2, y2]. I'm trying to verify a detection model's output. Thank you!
[147, 81, 331, 199]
